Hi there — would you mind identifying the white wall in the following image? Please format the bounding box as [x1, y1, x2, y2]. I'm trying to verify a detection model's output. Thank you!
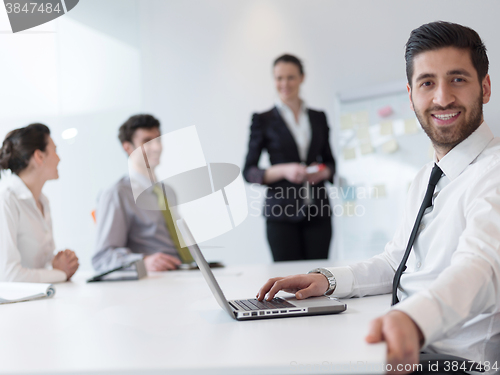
[2, 1, 500, 270]
[139, 0, 500, 265]
[0, 0, 142, 270]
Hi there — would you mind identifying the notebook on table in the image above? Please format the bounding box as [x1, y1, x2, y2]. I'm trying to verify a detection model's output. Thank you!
[0, 282, 55, 304]
[87, 259, 147, 282]
[176, 219, 347, 320]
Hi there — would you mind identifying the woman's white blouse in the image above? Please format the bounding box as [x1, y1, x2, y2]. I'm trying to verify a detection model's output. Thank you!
[0, 174, 66, 282]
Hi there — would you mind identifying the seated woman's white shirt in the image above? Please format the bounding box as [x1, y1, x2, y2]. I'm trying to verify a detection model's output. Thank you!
[0, 174, 66, 282]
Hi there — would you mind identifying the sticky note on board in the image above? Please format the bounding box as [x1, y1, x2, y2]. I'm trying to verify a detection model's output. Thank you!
[343, 202, 356, 217]
[371, 184, 387, 198]
[380, 121, 393, 135]
[360, 141, 374, 155]
[378, 105, 393, 118]
[404, 118, 419, 134]
[357, 126, 370, 140]
[343, 147, 356, 160]
[340, 114, 354, 130]
[381, 139, 399, 154]
[342, 186, 357, 201]
[353, 111, 370, 126]
[428, 143, 435, 160]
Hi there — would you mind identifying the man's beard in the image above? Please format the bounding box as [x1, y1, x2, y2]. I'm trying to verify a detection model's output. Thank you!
[413, 92, 483, 151]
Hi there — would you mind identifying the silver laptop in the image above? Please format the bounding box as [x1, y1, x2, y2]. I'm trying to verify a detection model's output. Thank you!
[176, 219, 347, 320]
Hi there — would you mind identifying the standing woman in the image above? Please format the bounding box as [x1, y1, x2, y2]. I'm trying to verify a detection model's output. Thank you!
[243, 54, 336, 261]
[0, 124, 79, 282]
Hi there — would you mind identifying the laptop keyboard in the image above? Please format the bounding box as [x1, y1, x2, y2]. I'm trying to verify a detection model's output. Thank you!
[230, 297, 295, 311]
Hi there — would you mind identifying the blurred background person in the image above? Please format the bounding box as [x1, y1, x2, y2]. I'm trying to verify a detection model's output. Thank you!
[92, 114, 188, 273]
[243, 54, 336, 261]
[0, 124, 79, 282]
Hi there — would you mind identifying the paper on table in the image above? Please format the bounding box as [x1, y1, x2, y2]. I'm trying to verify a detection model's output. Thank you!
[0, 282, 55, 304]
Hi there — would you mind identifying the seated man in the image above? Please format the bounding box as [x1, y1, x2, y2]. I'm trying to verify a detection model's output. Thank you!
[92, 114, 192, 272]
[257, 22, 500, 373]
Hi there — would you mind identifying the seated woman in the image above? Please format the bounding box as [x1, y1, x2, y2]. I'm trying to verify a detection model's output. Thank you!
[0, 123, 79, 282]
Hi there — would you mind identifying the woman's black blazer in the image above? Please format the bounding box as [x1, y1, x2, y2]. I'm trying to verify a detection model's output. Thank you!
[243, 106, 336, 222]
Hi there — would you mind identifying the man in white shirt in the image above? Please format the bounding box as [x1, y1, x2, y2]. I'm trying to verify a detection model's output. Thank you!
[257, 21, 500, 373]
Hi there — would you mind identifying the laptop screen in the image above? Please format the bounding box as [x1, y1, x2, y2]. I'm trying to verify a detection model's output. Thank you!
[176, 219, 235, 317]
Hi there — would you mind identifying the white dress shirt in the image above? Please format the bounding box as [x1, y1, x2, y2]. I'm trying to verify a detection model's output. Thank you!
[0, 174, 66, 283]
[276, 98, 314, 204]
[275, 98, 311, 162]
[327, 122, 500, 369]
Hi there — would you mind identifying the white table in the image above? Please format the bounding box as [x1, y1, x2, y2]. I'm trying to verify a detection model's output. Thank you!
[0, 261, 389, 375]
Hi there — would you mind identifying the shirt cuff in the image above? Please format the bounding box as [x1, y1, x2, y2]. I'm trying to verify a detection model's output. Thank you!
[45, 269, 67, 283]
[245, 167, 266, 184]
[324, 266, 355, 297]
[391, 292, 443, 347]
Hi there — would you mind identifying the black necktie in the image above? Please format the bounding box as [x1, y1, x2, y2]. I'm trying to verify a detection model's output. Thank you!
[391, 164, 443, 305]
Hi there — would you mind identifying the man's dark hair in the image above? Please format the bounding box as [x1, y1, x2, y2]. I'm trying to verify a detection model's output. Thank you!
[118, 114, 161, 144]
[0, 123, 51, 178]
[273, 54, 304, 75]
[405, 21, 488, 86]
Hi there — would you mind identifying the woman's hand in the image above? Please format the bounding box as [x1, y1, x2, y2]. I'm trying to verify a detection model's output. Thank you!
[282, 163, 307, 184]
[263, 163, 307, 184]
[306, 164, 332, 185]
[52, 250, 79, 280]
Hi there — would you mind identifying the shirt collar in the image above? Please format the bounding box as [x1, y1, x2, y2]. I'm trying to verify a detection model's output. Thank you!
[275, 97, 307, 115]
[7, 173, 36, 200]
[436, 121, 494, 181]
[129, 167, 154, 190]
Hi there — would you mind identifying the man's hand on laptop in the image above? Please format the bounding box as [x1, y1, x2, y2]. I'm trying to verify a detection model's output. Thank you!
[366, 310, 423, 374]
[256, 274, 328, 301]
[144, 253, 181, 272]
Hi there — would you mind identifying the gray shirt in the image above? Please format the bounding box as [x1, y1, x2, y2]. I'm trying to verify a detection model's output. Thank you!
[92, 171, 179, 272]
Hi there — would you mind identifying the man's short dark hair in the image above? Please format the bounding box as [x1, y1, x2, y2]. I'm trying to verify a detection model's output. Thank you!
[273, 54, 304, 75]
[118, 114, 160, 144]
[405, 21, 488, 86]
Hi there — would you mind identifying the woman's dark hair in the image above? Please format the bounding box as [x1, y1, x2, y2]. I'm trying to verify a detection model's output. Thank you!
[0, 123, 50, 178]
[405, 21, 488, 87]
[118, 114, 161, 144]
[273, 54, 304, 75]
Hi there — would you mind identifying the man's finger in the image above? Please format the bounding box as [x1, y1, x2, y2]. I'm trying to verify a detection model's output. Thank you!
[265, 280, 284, 301]
[67, 253, 78, 262]
[154, 257, 173, 271]
[265, 278, 301, 301]
[257, 277, 284, 300]
[295, 284, 319, 299]
[154, 254, 180, 271]
[162, 254, 182, 266]
[163, 259, 178, 270]
[365, 317, 384, 343]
